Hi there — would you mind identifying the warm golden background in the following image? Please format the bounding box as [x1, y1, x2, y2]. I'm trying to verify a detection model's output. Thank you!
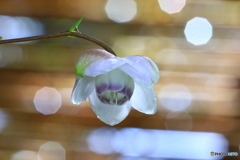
[0, 0, 239, 160]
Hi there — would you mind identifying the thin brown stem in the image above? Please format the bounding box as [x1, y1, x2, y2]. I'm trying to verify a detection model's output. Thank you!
[0, 31, 116, 56]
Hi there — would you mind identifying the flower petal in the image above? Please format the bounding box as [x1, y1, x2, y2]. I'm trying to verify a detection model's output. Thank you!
[120, 63, 152, 86]
[71, 76, 95, 104]
[120, 56, 160, 86]
[75, 49, 115, 77]
[130, 82, 157, 114]
[95, 74, 109, 95]
[89, 89, 131, 126]
[119, 72, 135, 99]
[106, 69, 125, 92]
[85, 57, 126, 77]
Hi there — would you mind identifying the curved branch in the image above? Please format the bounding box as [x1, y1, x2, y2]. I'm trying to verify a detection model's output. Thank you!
[0, 31, 116, 56]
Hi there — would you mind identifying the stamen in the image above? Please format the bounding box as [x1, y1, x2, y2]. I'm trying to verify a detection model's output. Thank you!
[97, 91, 129, 105]
[110, 92, 114, 104]
[107, 92, 119, 105]
[114, 92, 118, 105]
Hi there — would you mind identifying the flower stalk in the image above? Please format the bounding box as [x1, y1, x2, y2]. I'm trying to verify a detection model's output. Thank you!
[0, 31, 116, 56]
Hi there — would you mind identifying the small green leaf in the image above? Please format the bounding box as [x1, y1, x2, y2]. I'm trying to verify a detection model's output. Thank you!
[69, 16, 85, 32]
[0, 36, 2, 40]
[68, 17, 85, 38]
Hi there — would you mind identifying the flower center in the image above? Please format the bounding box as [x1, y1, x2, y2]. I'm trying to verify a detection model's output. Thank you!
[98, 91, 128, 105]
[95, 69, 134, 106]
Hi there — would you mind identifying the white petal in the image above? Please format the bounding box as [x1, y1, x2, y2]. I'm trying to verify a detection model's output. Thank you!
[120, 63, 152, 86]
[71, 76, 95, 104]
[75, 49, 115, 77]
[130, 82, 157, 114]
[89, 89, 131, 126]
[121, 56, 160, 85]
[85, 58, 126, 77]
[120, 72, 135, 99]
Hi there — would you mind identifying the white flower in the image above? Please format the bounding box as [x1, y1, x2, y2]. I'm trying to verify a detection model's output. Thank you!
[71, 49, 160, 125]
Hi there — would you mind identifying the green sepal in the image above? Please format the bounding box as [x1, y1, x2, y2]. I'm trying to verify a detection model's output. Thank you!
[75, 62, 87, 77]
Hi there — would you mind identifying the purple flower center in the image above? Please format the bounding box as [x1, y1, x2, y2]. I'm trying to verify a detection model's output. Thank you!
[95, 69, 134, 105]
[96, 84, 134, 106]
[97, 89, 133, 105]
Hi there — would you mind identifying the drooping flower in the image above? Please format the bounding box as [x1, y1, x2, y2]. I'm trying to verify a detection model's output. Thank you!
[71, 49, 160, 125]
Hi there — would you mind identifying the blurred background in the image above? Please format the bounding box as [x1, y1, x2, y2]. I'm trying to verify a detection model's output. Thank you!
[0, 0, 239, 159]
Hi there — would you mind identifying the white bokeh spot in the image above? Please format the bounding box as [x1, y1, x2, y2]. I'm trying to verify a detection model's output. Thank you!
[37, 141, 65, 160]
[158, 83, 192, 112]
[184, 17, 213, 45]
[86, 127, 228, 159]
[0, 16, 44, 40]
[11, 150, 38, 160]
[105, 0, 137, 23]
[87, 127, 116, 154]
[34, 87, 62, 115]
[158, 0, 186, 14]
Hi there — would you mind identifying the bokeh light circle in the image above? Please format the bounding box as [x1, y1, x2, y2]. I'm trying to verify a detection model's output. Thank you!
[158, 83, 192, 112]
[158, 0, 186, 14]
[0, 16, 44, 40]
[87, 127, 116, 154]
[37, 141, 65, 160]
[86, 127, 228, 159]
[105, 0, 137, 23]
[184, 17, 213, 45]
[11, 150, 38, 160]
[33, 87, 62, 115]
